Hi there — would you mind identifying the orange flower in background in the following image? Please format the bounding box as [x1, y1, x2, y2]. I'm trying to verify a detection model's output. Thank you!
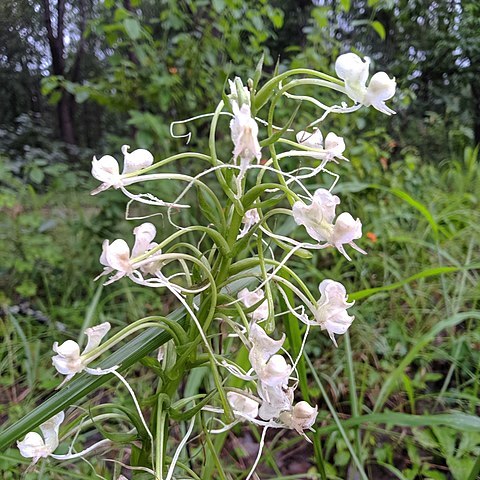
[366, 231, 378, 243]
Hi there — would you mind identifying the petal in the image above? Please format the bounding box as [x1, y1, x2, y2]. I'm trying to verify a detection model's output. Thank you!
[17, 432, 48, 461]
[53, 340, 81, 359]
[335, 53, 370, 86]
[121, 145, 154, 174]
[40, 411, 64, 452]
[91, 155, 120, 184]
[83, 322, 111, 354]
[259, 354, 291, 387]
[332, 212, 363, 245]
[132, 222, 157, 258]
[296, 129, 323, 149]
[230, 104, 261, 162]
[239, 288, 269, 322]
[324, 132, 346, 160]
[248, 323, 285, 364]
[104, 239, 131, 272]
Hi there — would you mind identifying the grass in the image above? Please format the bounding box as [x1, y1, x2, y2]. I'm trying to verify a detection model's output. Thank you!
[0, 146, 479, 479]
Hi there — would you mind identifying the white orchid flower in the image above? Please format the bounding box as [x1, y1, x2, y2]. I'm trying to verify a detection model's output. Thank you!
[296, 129, 347, 162]
[238, 208, 260, 238]
[335, 52, 396, 115]
[363, 71, 397, 115]
[96, 222, 160, 285]
[17, 411, 64, 463]
[52, 322, 112, 386]
[230, 102, 262, 171]
[238, 288, 269, 322]
[279, 401, 318, 435]
[91, 145, 154, 195]
[292, 188, 366, 261]
[314, 279, 354, 346]
[227, 392, 259, 419]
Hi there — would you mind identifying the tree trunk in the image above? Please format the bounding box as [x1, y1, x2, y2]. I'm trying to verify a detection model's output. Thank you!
[42, 0, 77, 145]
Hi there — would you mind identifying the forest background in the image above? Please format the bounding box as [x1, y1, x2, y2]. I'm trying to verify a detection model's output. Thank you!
[0, 1, 479, 479]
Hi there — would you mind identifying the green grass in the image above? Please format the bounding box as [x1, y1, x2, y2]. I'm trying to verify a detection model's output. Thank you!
[1, 147, 479, 479]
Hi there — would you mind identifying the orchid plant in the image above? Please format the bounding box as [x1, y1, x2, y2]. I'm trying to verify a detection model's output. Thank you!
[10, 52, 395, 479]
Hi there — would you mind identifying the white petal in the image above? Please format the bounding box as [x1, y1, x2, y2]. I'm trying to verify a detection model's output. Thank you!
[53, 339, 80, 358]
[248, 323, 285, 371]
[40, 411, 64, 452]
[121, 145, 154, 174]
[258, 383, 293, 420]
[324, 132, 346, 160]
[230, 104, 262, 163]
[335, 53, 370, 103]
[132, 222, 157, 258]
[292, 189, 340, 243]
[332, 212, 363, 246]
[238, 288, 269, 322]
[17, 432, 48, 461]
[104, 239, 131, 273]
[83, 322, 111, 354]
[259, 355, 291, 387]
[227, 392, 259, 419]
[296, 129, 323, 149]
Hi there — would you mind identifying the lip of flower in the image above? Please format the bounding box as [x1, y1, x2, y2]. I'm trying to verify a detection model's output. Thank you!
[17, 411, 65, 463]
[279, 401, 318, 435]
[258, 354, 292, 387]
[91, 145, 154, 195]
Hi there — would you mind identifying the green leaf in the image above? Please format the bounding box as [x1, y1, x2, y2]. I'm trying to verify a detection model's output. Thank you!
[74, 89, 90, 103]
[373, 311, 480, 412]
[123, 18, 141, 40]
[350, 266, 460, 301]
[197, 185, 226, 234]
[371, 20, 386, 40]
[0, 310, 188, 451]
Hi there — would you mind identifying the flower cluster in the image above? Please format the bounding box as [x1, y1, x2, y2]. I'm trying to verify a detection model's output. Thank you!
[15, 52, 395, 478]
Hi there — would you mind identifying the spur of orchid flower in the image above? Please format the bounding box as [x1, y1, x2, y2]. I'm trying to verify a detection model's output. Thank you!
[96, 222, 161, 285]
[17, 412, 64, 463]
[238, 288, 269, 322]
[91, 144, 154, 195]
[314, 279, 355, 346]
[335, 52, 396, 115]
[52, 322, 111, 386]
[296, 129, 347, 163]
[292, 188, 366, 261]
